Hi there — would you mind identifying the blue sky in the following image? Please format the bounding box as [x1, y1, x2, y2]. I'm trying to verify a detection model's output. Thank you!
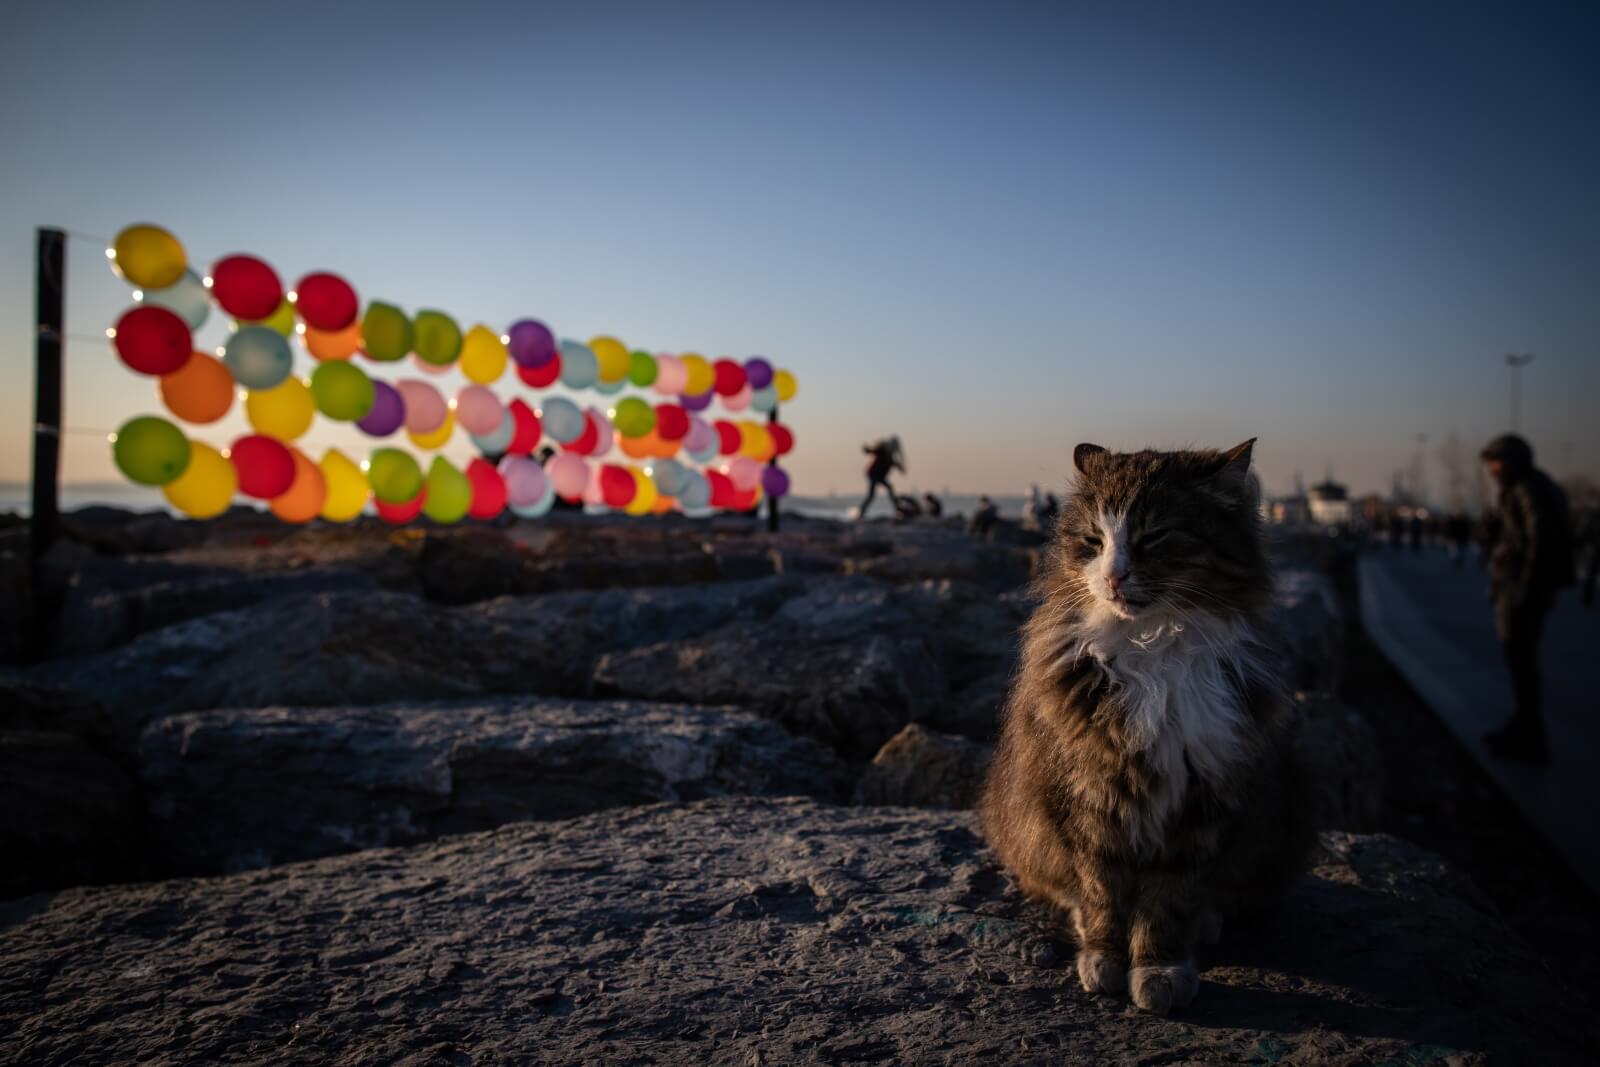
[2, 1, 1596, 501]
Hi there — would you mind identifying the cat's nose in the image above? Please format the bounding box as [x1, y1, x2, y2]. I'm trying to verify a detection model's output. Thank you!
[1106, 572, 1125, 595]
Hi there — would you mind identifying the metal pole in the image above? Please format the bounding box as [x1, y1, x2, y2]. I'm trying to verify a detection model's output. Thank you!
[766, 404, 780, 532]
[31, 227, 65, 571]
[1505, 352, 1534, 433]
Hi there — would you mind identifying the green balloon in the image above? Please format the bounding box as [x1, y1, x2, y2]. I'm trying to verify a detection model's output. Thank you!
[413, 309, 463, 366]
[361, 302, 413, 362]
[613, 396, 656, 438]
[422, 456, 471, 523]
[310, 361, 376, 421]
[112, 415, 191, 486]
[628, 350, 658, 387]
[368, 447, 422, 504]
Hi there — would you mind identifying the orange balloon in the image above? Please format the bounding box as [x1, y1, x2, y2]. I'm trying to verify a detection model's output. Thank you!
[270, 447, 327, 524]
[651, 494, 675, 514]
[159, 351, 234, 424]
[619, 432, 655, 460]
[650, 433, 681, 458]
[305, 321, 362, 361]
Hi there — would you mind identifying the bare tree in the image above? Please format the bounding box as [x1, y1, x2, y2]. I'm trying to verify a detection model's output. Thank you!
[1436, 431, 1468, 511]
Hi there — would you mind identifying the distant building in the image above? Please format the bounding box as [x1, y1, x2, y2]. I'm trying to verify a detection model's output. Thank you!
[1308, 476, 1351, 526]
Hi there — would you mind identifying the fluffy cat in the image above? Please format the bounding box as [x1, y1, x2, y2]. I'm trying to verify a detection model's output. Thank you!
[980, 440, 1312, 1015]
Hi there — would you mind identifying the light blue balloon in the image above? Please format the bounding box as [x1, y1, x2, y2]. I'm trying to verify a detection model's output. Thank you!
[141, 269, 210, 330]
[470, 412, 516, 455]
[224, 326, 293, 390]
[682, 505, 714, 519]
[679, 470, 711, 510]
[594, 376, 625, 396]
[558, 340, 598, 389]
[749, 385, 779, 413]
[651, 458, 689, 496]
[510, 477, 555, 518]
[687, 438, 719, 465]
[541, 396, 585, 443]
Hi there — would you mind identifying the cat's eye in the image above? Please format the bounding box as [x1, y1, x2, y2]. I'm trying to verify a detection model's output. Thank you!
[1140, 530, 1173, 549]
[1083, 534, 1103, 550]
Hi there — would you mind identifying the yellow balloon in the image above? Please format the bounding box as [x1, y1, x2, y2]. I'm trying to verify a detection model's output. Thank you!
[625, 466, 658, 516]
[238, 299, 297, 337]
[739, 421, 774, 461]
[407, 408, 455, 450]
[162, 441, 236, 518]
[245, 378, 315, 440]
[459, 325, 508, 384]
[773, 369, 797, 402]
[113, 224, 186, 289]
[680, 353, 714, 396]
[590, 336, 631, 382]
[319, 448, 369, 522]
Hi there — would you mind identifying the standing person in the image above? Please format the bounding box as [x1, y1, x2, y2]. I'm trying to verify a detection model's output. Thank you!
[922, 492, 943, 518]
[968, 495, 999, 539]
[1480, 434, 1576, 763]
[1447, 511, 1472, 568]
[1023, 485, 1042, 530]
[857, 435, 904, 519]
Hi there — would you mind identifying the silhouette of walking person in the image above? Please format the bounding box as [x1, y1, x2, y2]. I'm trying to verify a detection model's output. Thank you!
[858, 436, 904, 519]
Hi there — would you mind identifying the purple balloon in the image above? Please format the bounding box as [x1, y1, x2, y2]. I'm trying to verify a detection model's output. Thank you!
[680, 388, 714, 412]
[761, 465, 790, 498]
[744, 357, 774, 390]
[357, 378, 404, 436]
[507, 319, 556, 369]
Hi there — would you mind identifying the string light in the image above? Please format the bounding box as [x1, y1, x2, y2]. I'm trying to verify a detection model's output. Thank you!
[202, 276, 214, 288]
[286, 290, 298, 303]
[131, 290, 143, 301]
[104, 248, 115, 260]
[105, 327, 117, 339]
[499, 334, 510, 345]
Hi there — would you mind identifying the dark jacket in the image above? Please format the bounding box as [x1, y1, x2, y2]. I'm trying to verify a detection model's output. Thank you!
[1490, 465, 1575, 603]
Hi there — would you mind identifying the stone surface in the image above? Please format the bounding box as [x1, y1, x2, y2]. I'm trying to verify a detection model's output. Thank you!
[854, 723, 994, 809]
[1287, 690, 1384, 832]
[0, 799, 1582, 1065]
[1273, 568, 1344, 692]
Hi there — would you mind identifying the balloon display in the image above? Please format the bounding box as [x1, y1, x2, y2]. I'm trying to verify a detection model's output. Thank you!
[211, 255, 283, 320]
[559, 340, 599, 389]
[507, 319, 556, 368]
[361, 302, 413, 361]
[294, 272, 359, 331]
[460, 325, 508, 383]
[590, 336, 630, 382]
[160, 350, 233, 423]
[414, 309, 463, 366]
[245, 377, 315, 440]
[506, 398, 540, 454]
[319, 449, 369, 522]
[358, 379, 405, 437]
[455, 385, 503, 435]
[140, 270, 209, 330]
[112, 416, 190, 486]
[628, 350, 658, 387]
[162, 441, 235, 517]
[230, 434, 296, 498]
[115, 305, 192, 376]
[547, 452, 589, 500]
[397, 379, 447, 434]
[305, 321, 362, 361]
[310, 361, 376, 421]
[422, 457, 471, 523]
[368, 447, 423, 503]
[224, 326, 293, 390]
[613, 396, 655, 438]
[270, 448, 328, 524]
[541, 396, 584, 443]
[113, 224, 186, 289]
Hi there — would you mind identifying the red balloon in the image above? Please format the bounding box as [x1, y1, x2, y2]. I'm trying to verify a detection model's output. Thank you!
[294, 272, 359, 331]
[566, 412, 600, 455]
[466, 458, 508, 520]
[517, 354, 562, 388]
[728, 485, 760, 511]
[655, 404, 689, 441]
[712, 358, 746, 396]
[114, 305, 192, 375]
[229, 435, 296, 499]
[713, 420, 742, 455]
[706, 468, 736, 509]
[377, 487, 426, 524]
[211, 255, 284, 321]
[769, 423, 795, 456]
[599, 464, 637, 507]
[506, 399, 541, 455]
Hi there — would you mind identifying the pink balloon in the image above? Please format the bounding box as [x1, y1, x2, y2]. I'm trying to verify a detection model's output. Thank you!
[455, 385, 504, 435]
[654, 354, 687, 395]
[684, 416, 714, 455]
[583, 463, 607, 506]
[727, 456, 763, 492]
[409, 353, 451, 376]
[498, 455, 548, 507]
[397, 379, 447, 434]
[586, 408, 614, 459]
[723, 384, 753, 412]
[547, 453, 590, 500]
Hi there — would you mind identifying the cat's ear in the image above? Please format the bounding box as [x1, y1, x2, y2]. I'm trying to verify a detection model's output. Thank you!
[1073, 443, 1107, 475]
[1212, 438, 1256, 492]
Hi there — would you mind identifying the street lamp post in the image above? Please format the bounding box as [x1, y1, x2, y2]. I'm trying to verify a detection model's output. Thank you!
[1505, 352, 1535, 433]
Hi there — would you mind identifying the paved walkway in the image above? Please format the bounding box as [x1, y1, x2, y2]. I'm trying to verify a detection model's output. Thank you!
[1358, 547, 1600, 896]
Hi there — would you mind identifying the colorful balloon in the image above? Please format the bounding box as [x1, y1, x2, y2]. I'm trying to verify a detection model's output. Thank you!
[773, 369, 798, 402]
[680, 354, 714, 396]
[590, 336, 631, 382]
[547, 453, 590, 500]
[368, 447, 423, 503]
[541, 396, 585, 444]
[466, 458, 508, 520]
[397, 379, 447, 434]
[624, 466, 657, 516]
[594, 376, 625, 396]
[112, 224, 186, 289]
[559, 340, 599, 389]
[459, 325, 509, 384]
[407, 409, 455, 450]
[565, 411, 600, 456]
[599, 464, 637, 508]
[414, 309, 463, 366]
[361, 302, 413, 362]
[744, 357, 774, 390]
[224, 326, 293, 390]
[587, 408, 614, 458]
[294, 272, 359, 331]
[245, 377, 315, 440]
[714, 420, 742, 455]
[683, 416, 715, 456]
[211, 255, 283, 321]
[769, 422, 795, 456]
[612, 396, 655, 438]
[761, 466, 790, 498]
[506, 399, 541, 454]
[654, 354, 687, 395]
[310, 361, 376, 421]
[377, 487, 426, 524]
[499, 455, 549, 507]
[139, 269, 209, 329]
[749, 385, 778, 413]
[160, 350, 233, 424]
[713, 358, 746, 396]
[727, 456, 763, 492]
[112, 416, 190, 486]
[706, 468, 736, 509]
[319, 449, 369, 522]
[469, 410, 515, 455]
[723, 384, 752, 412]
[507, 319, 556, 368]
[679, 469, 712, 510]
[270, 448, 328, 524]
[517, 353, 562, 388]
[305, 321, 363, 361]
[739, 422, 775, 461]
[114, 305, 192, 375]
[510, 476, 555, 518]
[650, 458, 690, 496]
[655, 404, 689, 441]
[680, 389, 714, 412]
[162, 441, 235, 518]
[229, 434, 296, 498]
[628, 350, 658, 387]
[455, 385, 504, 435]
[358, 379, 405, 436]
[240, 298, 295, 337]
[409, 352, 452, 376]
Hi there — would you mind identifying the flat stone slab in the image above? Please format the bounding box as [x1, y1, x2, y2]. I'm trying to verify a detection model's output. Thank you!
[0, 799, 1581, 1065]
[140, 699, 845, 875]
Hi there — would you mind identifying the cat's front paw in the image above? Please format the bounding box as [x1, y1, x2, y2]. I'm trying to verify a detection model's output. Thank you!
[1130, 963, 1199, 1015]
[1076, 950, 1128, 995]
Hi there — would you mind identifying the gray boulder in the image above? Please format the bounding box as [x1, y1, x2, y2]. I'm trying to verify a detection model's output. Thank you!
[0, 799, 1580, 1064]
[140, 698, 844, 875]
[853, 723, 993, 809]
[1287, 690, 1384, 831]
[1272, 568, 1344, 691]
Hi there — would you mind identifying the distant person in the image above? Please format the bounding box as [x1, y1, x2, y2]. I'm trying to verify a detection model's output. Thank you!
[1023, 485, 1042, 530]
[1480, 434, 1576, 763]
[857, 436, 905, 519]
[1446, 511, 1472, 568]
[923, 492, 943, 518]
[1408, 512, 1425, 551]
[1039, 491, 1061, 529]
[893, 493, 922, 521]
[969, 495, 998, 539]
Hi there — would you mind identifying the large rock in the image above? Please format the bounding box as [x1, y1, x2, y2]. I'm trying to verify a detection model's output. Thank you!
[853, 723, 993, 809]
[1287, 690, 1383, 832]
[140, 699, 844, 875]
[1273, 568, 1344, 691]
[0, 799, 1581, 1064]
